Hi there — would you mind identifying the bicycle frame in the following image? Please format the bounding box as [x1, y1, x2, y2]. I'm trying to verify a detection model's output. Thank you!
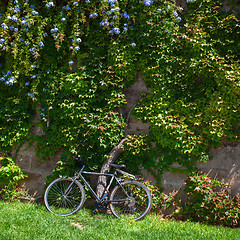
[67, 164, 130, 203]
[44, 162, 152, 220]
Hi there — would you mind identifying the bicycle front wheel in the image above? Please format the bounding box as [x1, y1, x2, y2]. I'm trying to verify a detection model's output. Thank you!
[109, 181, 152, 221]
[44, 178, 85, 216]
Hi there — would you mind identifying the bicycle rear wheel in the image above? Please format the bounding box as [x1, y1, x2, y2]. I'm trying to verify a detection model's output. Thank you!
[109, 181, 152, 221]
[44, 177, 85, 216]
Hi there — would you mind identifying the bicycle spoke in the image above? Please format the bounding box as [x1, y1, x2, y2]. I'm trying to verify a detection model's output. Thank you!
[110, 181, 152, 220]
[44, 178, 85, 216]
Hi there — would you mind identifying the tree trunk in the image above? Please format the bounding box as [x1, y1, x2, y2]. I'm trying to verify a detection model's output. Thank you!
[96, 138, 126, 198]
[96, 72, 149, 198]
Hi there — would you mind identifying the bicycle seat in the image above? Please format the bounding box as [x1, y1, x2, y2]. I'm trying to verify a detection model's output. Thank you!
[110, 164, 126, 169]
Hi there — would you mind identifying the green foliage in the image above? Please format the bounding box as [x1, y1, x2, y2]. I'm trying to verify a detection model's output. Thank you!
[174, 172, 240, 228]
[140, 179, 176, 212]
[132, 0, 240, 173]
[0, 0, 239, 175]
[0, 157, 27, 200]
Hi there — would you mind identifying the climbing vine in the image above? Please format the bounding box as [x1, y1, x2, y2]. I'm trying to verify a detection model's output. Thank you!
[0, 0, 239, 176]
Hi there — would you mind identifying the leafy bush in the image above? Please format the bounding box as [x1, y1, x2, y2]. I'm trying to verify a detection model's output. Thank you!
[139, 179, 176, 213]
[0, 157, 27, 200]
[174, 172, 240, 228]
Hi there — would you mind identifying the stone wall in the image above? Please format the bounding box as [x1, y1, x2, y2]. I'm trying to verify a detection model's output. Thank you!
[10, 142, 61, 197]
[159, 143, 240, 196]
[9, 105, 62, 198]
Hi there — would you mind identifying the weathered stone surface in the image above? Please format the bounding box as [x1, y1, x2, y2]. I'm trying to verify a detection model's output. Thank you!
[197, 143, 240, 196]
[141, 143, 240, 197]
[10, 142, 61, 197]
[19, 172, 47, 196]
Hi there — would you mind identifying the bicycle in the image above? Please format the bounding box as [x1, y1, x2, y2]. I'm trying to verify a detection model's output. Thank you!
[44, 160, 152, 221]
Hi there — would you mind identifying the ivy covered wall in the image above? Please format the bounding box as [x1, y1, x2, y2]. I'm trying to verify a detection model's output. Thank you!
[0, 0, 239, 182]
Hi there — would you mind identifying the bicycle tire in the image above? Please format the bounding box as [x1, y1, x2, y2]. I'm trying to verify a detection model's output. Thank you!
[44, 177, 85, 216]
[109, 181, 152, 221]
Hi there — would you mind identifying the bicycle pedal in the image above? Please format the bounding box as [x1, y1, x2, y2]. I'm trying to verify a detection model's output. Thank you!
[92, 208, 99, 214]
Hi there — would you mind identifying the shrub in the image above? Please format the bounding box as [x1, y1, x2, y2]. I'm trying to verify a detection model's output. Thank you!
[174, 172, 240, 228]
[0, 157, 27, 200]
[140, 179, 176, 213]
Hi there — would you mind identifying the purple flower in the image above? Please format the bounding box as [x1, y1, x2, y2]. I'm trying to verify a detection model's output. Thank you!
[69, 61, 74, 65]
[89, 13, 97, 18]
[30, 47, 36, 53]
[32, 10, 39, 15]
[144, 0, 153, 6]
[5, 76, 15, 85]
[12, 16, 18, 21]
[76, 38, 82, 43]
[122, 12, 130, 20]
[130, 42, 136, 47]
[177, 17, 182, 22]
[108, 0, 117, 5]
[21, 20, 27, 26]
[5, 70, 12, 76]
[1, 23, 8, 30]
[63, 6, 71, 10]
[39, 41, 44, 47]
[100, 18, 109, 27]
[51, 28, 59, 33]
[109, 27, 120, 35]
[28, 93, 33, 98]
[46, 2, 54, 7]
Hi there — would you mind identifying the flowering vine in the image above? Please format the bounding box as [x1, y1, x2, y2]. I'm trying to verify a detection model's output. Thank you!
[0, 0, 239, 176]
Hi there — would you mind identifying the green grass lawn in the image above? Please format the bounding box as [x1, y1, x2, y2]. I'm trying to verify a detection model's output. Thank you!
[0, 201, 239, 240]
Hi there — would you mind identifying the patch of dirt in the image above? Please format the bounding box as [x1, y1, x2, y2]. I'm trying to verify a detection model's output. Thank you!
[71, 222, 84, 230]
